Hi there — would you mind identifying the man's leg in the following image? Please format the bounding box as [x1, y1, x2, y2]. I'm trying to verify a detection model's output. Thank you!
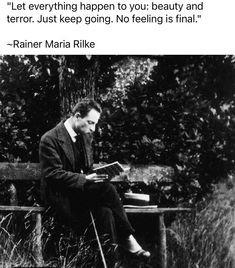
[93, 207, 117, 244]
[92, 207, 120, 267]
[83, 182, 151, 260]
[84, 182, 134, 238]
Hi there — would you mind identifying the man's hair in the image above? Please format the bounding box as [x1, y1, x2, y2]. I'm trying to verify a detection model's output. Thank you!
[71, 99, 102, 118]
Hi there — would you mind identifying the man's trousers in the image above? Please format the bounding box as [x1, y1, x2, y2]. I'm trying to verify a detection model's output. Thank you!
[70, 182, 135, 244]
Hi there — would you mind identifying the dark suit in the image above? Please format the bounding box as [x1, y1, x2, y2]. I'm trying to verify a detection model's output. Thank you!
[39, 121, 134, 242]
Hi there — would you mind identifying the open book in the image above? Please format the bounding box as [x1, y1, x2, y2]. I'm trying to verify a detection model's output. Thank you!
[92, 161, 130, 180]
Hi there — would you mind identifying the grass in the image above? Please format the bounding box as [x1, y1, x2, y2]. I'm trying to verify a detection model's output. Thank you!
[0, 212, 102, 267]
[0, 213, 36, 267]
[167, 175, 235, 268]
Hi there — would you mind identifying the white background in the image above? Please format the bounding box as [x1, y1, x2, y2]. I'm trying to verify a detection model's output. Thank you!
[0, 0, 234, 54]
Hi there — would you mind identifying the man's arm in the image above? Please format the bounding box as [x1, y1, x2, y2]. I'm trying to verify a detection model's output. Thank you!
[39, 135, 86, 190]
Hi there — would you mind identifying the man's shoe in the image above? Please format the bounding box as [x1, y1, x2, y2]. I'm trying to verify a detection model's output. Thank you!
[134, 249, 151, 259]
[127, 249, 151, 260]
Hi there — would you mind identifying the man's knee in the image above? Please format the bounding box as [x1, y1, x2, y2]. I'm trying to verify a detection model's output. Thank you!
[85, 181, 116, 194]
[98, 207, 114, 219]
[101, 182, 118, 195]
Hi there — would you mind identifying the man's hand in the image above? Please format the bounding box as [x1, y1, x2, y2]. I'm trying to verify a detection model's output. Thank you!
[86, 173, 109, 183]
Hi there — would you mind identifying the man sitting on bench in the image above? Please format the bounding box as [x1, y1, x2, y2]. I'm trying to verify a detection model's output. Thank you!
[39, 99, 150, 261]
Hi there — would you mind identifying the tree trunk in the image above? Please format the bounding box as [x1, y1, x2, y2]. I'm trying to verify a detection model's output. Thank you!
[58, 55, 100, 118]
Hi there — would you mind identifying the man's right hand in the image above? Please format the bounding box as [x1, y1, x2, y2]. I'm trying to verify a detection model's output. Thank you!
[86, 173, 109, 183]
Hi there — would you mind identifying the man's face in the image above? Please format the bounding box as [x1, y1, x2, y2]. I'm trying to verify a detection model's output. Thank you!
[73, 108, 101, 134]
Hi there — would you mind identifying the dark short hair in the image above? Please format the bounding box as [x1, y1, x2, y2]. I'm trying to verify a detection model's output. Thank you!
[71, 99, 102, 118]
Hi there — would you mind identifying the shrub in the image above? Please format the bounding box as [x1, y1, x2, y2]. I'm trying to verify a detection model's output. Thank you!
[96, 55, 235, 203]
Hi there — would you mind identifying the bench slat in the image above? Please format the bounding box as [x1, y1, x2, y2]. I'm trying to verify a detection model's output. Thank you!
[0, 205, 45, 212]
[0, 163, 41, 181]
[0, 162, 174, 183]
[124, 207, 192, 214]
[0, 205, 191, 214]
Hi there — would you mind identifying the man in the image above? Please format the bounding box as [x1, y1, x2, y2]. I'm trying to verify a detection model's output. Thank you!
[39, 99, 150, 262]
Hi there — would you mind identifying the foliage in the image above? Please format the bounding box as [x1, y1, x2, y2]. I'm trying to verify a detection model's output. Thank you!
[167, 174, 235, 268]
[0, 55, 122, 162]
[96, 55, 235, 203]
[0, 55, 60, 162]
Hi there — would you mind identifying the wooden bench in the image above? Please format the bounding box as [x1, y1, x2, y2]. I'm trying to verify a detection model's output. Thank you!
[0, 162, 191, 268]
[0, 162, 44, 266]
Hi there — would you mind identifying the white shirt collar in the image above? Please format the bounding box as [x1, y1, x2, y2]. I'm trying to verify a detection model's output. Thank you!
[64, 118, 77, 143]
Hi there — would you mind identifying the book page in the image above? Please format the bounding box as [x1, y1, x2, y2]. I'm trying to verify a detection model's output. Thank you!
[93, 162, 130, 179]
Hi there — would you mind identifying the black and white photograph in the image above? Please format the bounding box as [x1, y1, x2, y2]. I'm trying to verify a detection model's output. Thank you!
[0, 55, 234, 268]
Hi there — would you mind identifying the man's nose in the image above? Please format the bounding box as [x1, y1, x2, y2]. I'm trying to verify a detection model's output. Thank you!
[90, 125, 96, 132]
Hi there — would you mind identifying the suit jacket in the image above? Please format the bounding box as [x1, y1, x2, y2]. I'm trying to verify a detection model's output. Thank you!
[39, 121, 93, 221]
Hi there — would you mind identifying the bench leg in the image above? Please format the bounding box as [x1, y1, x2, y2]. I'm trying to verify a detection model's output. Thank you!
[157, 213, 167, 268]
[34, 212, 43, 266]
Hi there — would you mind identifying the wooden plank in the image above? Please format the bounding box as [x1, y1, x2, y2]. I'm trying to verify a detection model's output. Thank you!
[0, 163, 174, 183]
[125, 207, 192, 214]
[0, 205, 190, 214]
[127, 164, 174, 184]
[9, 183, 18, 205]
[0, 205, 45, 212]
[34, 212, 44, 266]
[8, 183, 18, 233]
[157, 214, 167, 268]
[0, 162, 41, 181]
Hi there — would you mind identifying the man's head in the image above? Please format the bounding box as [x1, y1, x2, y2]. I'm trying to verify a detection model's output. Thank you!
[70, 99, 102, 134]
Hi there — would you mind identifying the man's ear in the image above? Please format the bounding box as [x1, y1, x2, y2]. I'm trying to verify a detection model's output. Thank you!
[75, 112, 81, 119]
